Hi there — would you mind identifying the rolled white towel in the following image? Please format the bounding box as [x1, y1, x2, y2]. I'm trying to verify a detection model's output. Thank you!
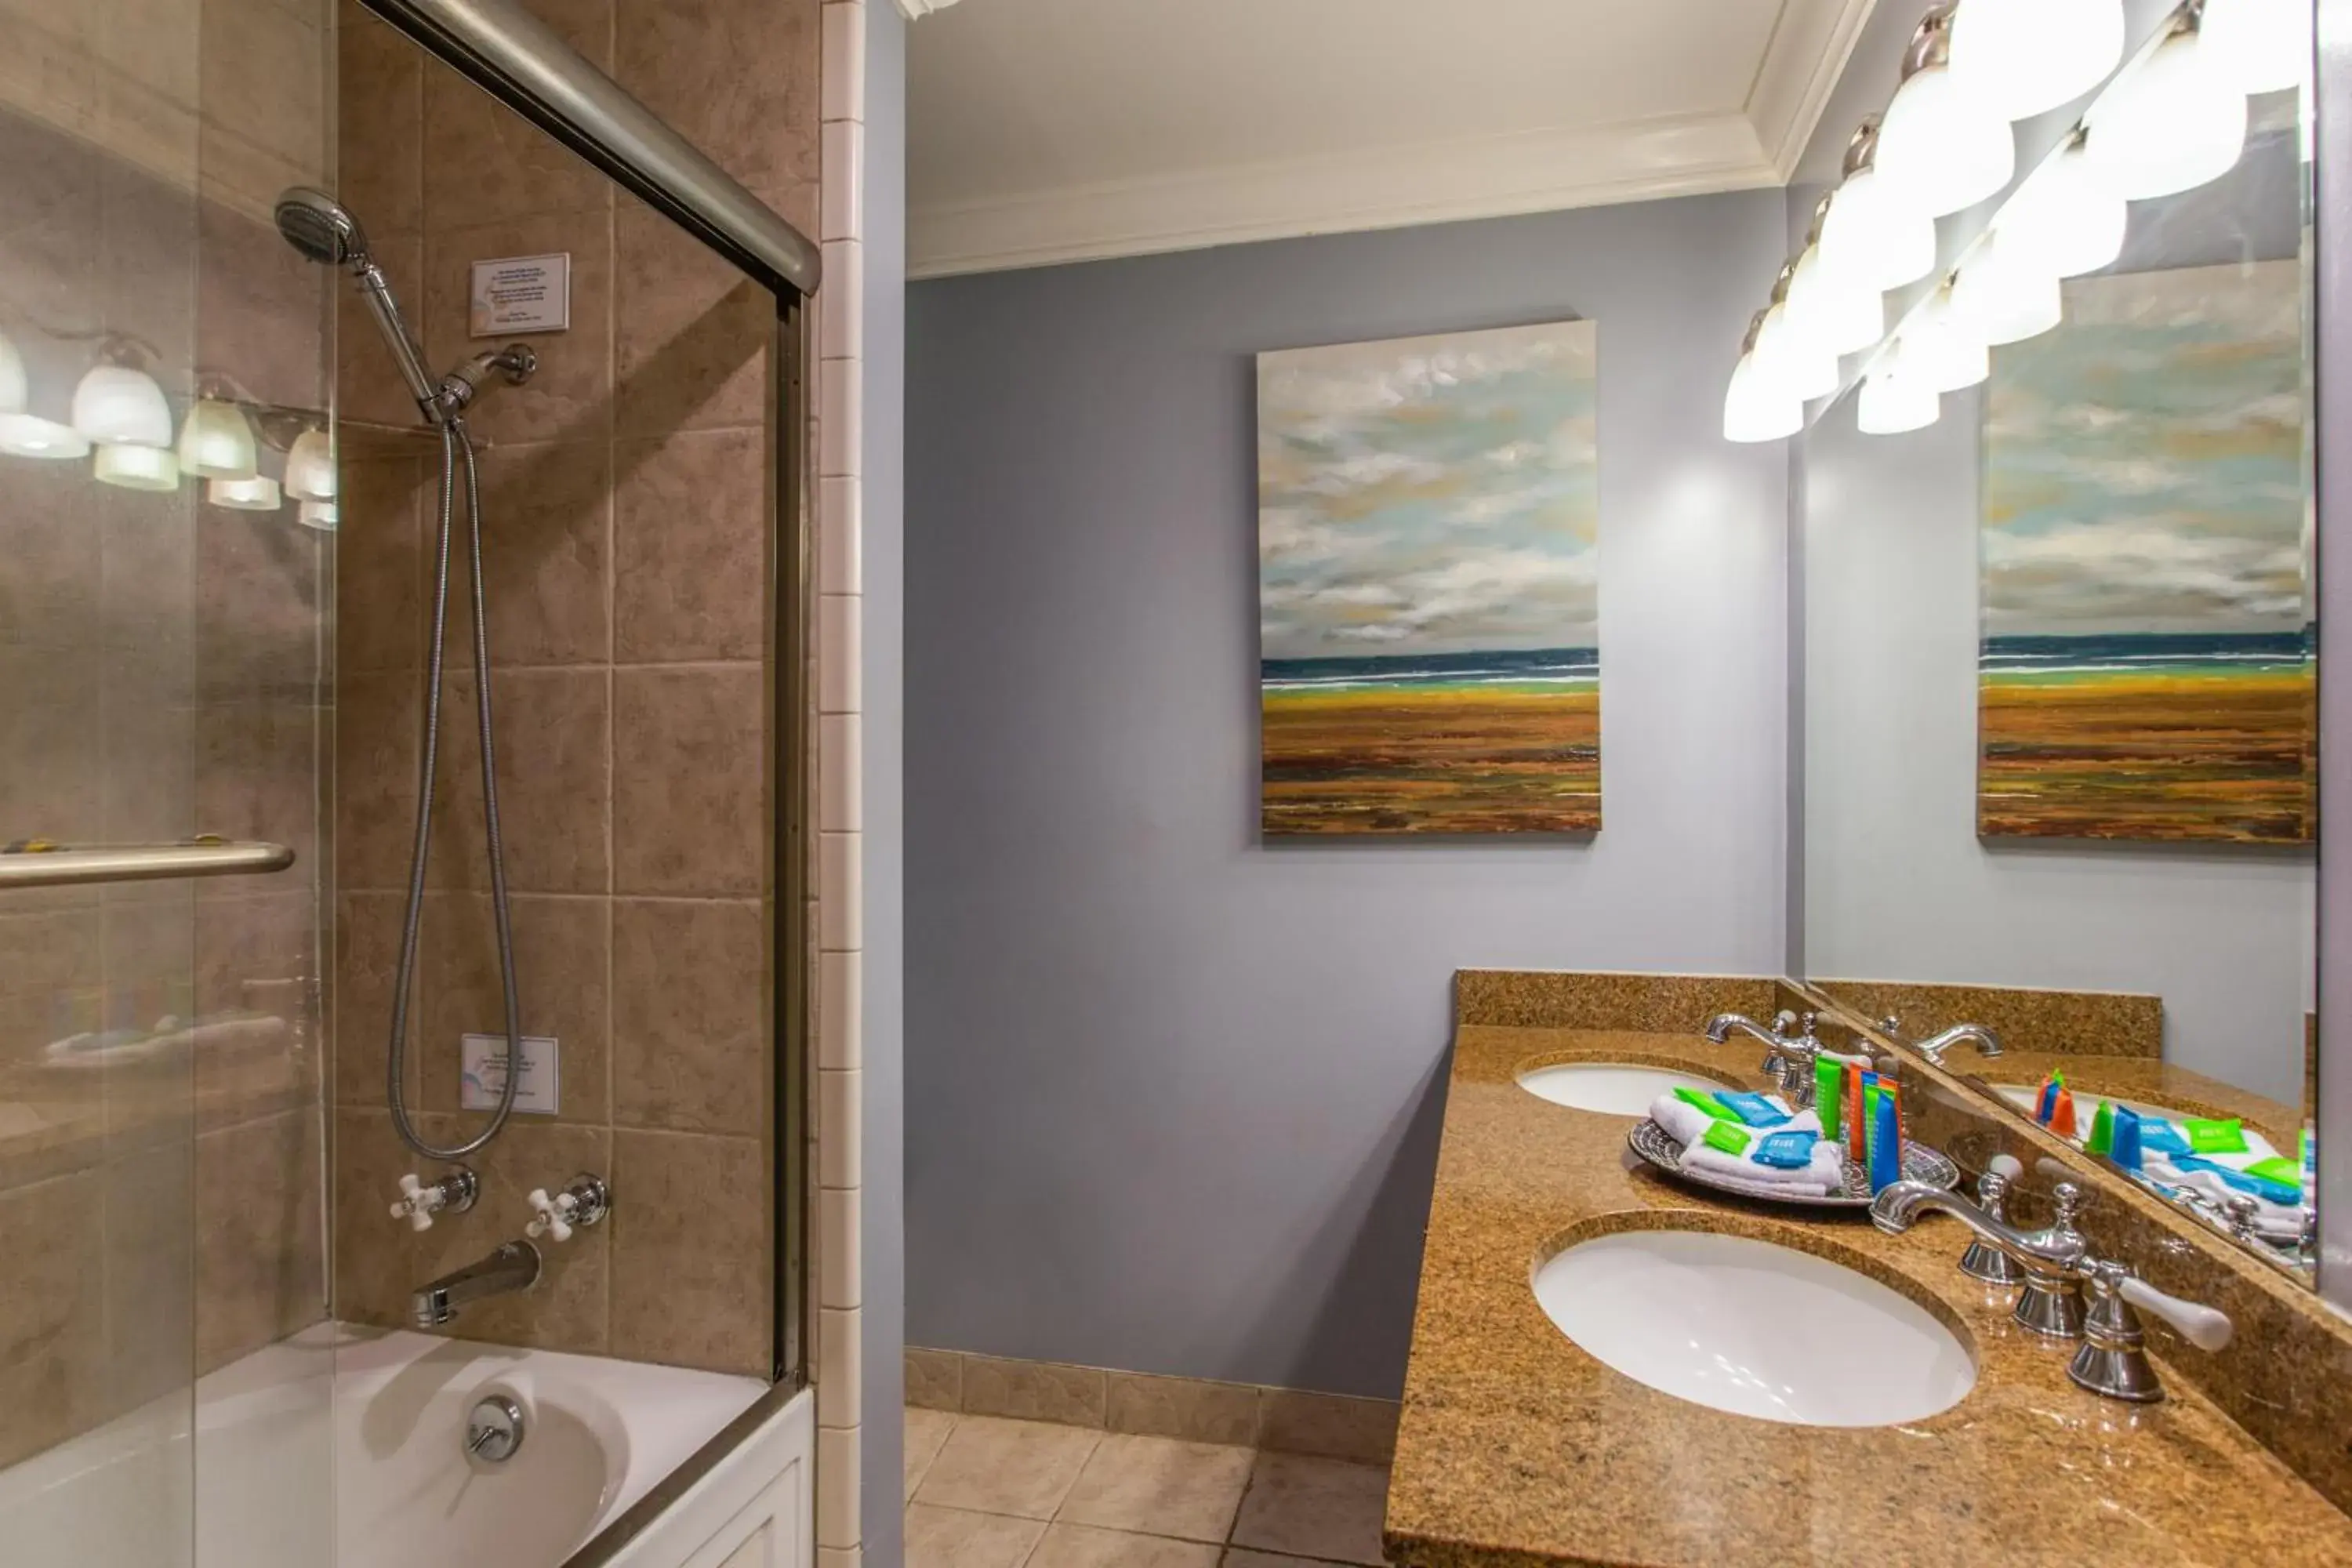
[1680, 1137, 1846, 1192]
[2146, 1159, 2303, 1234]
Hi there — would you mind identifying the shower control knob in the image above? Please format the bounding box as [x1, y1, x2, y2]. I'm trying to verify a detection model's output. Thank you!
[391, 1167, 478, 1231]
[525, 1173, 611, 1243]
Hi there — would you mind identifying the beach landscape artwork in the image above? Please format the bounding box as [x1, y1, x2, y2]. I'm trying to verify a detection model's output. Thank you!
[1258, 321, 1599, 835]
[1980, 260, 2312, 844]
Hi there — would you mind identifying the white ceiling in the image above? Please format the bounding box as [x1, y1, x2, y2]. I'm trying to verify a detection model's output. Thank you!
[907, 0, 1877, 278]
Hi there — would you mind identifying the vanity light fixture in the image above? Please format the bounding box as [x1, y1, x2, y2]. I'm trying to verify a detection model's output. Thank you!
[1906, 281, 1991, 394]
[177, 393, 260, 479]
[207, 473, 282, 511]
[2200, 0, 2310, 95]
[283, 426, 335, 502]
[70, 344, 174, 449]
[1787, 199, 1886, 360]
[1857, 339, 1940, 436]
[298, 498, 339, 531]
[2087, 6, 2249, 201]
[1818, 118, 1937, 292]
[0, 413, 92, 459]
[0, 326, 25, 414]
[1723, 311, 1802, 445]
[1757, 263, 1840, 405]
[1995, 131, 2129, 280]
[1873, 4, 2016, 219]
[1949, 0, 2125, 120]
[93, 441, 181, 492]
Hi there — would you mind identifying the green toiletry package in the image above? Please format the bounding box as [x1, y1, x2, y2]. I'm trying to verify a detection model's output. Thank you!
[2183, 1118, 2249, 1156]
[1815, 1058, 1843, 1140]
[2086, 1099, 2115, 1156]
[2244, 1156, 2302, 1191]
[1675, 1087, 1738, 1122]
[1702, 1120, 1753, 1157]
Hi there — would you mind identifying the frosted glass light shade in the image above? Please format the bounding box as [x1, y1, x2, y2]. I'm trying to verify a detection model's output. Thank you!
[2202, 0, 2310, 95]
[206, 474, 281, 511]
[1953, 238, 2063, 347]
[1756, 302, 1838, 404]
[0, 414, 92, 459]
[1908, 285, 1990, 394]
[2089, 27, 2249, 201]
[1998, 142, 2127, 279]
[71, 362, 173, 447]
[1819, 167, 1937, 291]
[0, 328, 25, 415]
[284, 427, 336, 502]
[176, 397, 257, 479]
[93, 441, 180, 492]
[298, 498, 339, 531]
[1950, 0, 2124, 119]
[1857, 342, 1940, 435]
[1875, 62, 2016, 217]
[1787, 242, 1886, 358]
[1723, 353, 1801, 444]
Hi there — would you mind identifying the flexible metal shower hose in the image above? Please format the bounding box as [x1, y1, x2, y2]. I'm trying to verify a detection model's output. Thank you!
[385, 418, 524, 1160]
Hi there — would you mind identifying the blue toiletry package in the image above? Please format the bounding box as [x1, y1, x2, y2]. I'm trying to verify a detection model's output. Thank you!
[2136, 1117, 2190, 1157]
[1754, 1130, 1817, 1170]
[2172, 1155, 2301, 1207]
[1867, 1091, 1901, 1193]
[2109, 1107, 2143, 1172]
[1713, 1091, 1794, 1128]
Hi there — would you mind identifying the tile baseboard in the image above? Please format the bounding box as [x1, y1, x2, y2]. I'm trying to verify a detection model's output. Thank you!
[903, 1348, 1399, 1465]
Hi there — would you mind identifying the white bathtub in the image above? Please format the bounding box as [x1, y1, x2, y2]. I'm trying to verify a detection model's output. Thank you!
[0, 1323, 811, 1568]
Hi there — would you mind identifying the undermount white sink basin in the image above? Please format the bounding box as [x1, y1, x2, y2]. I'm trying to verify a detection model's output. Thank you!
[1534, 1229, 1975, 1428]
[1517, 1063, 1733, 1116]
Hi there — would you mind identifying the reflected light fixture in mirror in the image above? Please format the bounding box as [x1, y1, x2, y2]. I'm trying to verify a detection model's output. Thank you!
[1950, 0, 2124, 119]
[0, 327, 24, 413]
[1997, 132, 2129, 279]
[0, 414, 91, 459]
[1857, 339, 1940, 434]
[1874, 4, 2016, 219]
[284, 426, 335, 503]
[2201, 0, 2311, 94]
[93, 441, 180, 492]
[2088, 10, 2249, 200]
[298, 499, 338, 531]
[1820, 119, 1937, 292]
[178, 395, 258, 479]
[1952, 233, 2064, 347]
[1907, 281, 1990, 394]
[71, 358, 172, 449]
[208, 474, 281, 511]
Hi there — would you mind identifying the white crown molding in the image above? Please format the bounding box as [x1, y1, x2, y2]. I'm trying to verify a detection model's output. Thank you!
[911, 111, 1777, 278]
[1748, 0, 1880, 180]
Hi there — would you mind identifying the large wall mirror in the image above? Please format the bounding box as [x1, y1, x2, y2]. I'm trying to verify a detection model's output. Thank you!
[1793, 1, 2318, 1283]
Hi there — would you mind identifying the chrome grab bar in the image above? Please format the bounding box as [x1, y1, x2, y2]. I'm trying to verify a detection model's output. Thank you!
[0, 838, 295, 889]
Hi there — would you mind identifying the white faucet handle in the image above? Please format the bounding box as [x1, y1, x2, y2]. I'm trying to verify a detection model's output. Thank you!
[392, 1172, 439, 1230]
[2119, 1276, 2234, 1352]
[524, 1187, 575, 1243]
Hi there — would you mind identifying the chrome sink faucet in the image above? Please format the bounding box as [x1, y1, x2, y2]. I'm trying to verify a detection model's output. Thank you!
[1870, 1178, 2234, 1402]
[1705, 1010, 1857, 1109]
[411, 1240, 542, 1328]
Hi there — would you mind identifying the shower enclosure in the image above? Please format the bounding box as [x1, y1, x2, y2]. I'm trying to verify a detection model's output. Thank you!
[0, 0, 815, 1559]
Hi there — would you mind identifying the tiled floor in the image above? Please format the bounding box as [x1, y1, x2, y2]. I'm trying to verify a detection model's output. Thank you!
[906, 1407, 1392, 1567]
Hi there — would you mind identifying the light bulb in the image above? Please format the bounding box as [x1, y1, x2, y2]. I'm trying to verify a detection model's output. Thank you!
[0, 328, 25, 415]
[1724, 350, 1801, 444]
[1949, 0, 2124, 120]
[1907, 282, 1991, 394]
[1875, 13, 2016, 217]
[176, 396, 257, 479]
[284, 427, 335, 502]
[2089, 23, 2249, 201]
[1953, 234, 2063, 347]
[298, 498, 339, 531]
[207, 474, 281, 511]
[1820, 169, 1937, 292]
[1857, 340, 1940, 435]
[71, 361, 173, 447]
[0, 414, 92, 459]
[1997, 138, 2126, 279]
[1786, 241, 1886, 358]
[93, 441, 180, 492]
[2201, 0, 2309, 96]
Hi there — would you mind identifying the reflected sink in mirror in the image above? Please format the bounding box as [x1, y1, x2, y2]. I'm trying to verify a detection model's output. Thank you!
[1516, 1062, 1733, 1117]
[1989, 1083, 2212, 1129]
[1533, 1229, 1975, 1427]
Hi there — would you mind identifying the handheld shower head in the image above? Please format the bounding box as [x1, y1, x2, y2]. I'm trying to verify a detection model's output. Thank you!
[274, 186, 442, 420]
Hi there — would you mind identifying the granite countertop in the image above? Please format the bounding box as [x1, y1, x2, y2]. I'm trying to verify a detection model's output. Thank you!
[1384, 1023, 2352, 1568]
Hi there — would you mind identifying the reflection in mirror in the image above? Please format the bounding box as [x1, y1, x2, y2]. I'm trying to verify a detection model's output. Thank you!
[1798, 13, 2315, 1281]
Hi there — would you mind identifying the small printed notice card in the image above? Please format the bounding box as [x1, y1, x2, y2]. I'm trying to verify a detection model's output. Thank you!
[461, 1033, 560, 1114]
[468, 252, 570, 336]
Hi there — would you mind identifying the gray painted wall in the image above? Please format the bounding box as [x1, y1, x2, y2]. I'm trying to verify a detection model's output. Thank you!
[860, 0, 906, 1559]
[906, 192, 1792, 1396]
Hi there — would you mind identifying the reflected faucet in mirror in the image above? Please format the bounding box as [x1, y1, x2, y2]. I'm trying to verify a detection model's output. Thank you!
[1902, 1020, 2004, 1066]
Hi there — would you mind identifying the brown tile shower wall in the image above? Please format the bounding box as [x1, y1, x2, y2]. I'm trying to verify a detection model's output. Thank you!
[0, 0, 335, 1468]
[328, 0, 818, 1374]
